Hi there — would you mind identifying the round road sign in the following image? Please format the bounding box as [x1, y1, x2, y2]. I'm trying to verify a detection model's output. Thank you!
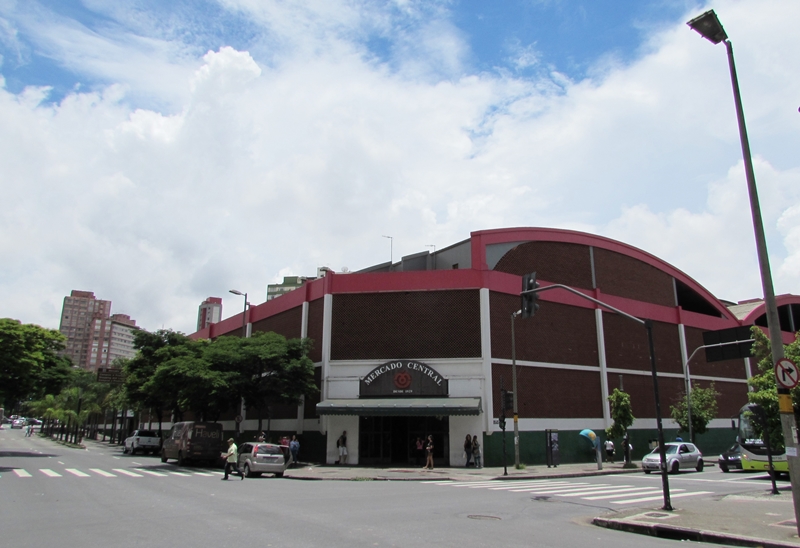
[235, 415, 244, 423]
[774, 358, 800, 389]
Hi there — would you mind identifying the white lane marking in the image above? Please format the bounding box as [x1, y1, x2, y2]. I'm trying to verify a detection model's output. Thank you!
[134, 469, 168, 477]
[526, 485, 632, 496]
[169, 471, 191, 477]
[65, 468, 91, 477]
[613, 491, 713, 505]
[582, 488, 666, 500]
[14, 470, 32, 478]
[132, 461, 143, 465]
[489, 481, 576, 491]
[40, 469, 62, 477]
[90, 469, 117, 477]
[193, 472, 214, 477]
[112, 469, 143, 477]
[209, 471, 224, 476]
[505, 483, 595, 493]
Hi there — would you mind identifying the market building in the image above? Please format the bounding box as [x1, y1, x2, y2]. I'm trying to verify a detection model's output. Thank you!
[192, 227, 799, 466]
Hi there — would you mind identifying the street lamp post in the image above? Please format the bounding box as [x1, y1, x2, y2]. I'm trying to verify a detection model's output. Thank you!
[511, 310, 521, 469]
[688, 9, 798, 530]
[229, 289, 250, 437]
[382, 235, 393, 270]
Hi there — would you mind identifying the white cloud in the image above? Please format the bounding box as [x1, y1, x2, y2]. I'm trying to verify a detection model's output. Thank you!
[0, 0, 798, 334]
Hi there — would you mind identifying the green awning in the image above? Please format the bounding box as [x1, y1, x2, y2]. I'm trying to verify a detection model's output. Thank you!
[316, 397, 482, 416]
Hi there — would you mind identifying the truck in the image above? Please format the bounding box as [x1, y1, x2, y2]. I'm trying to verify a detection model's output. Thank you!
[124, 429, 162, 455]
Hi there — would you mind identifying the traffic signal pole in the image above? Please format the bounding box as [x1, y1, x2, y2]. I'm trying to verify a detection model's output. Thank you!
[511, 310, 521, 469]
[520, 280, 672, 511]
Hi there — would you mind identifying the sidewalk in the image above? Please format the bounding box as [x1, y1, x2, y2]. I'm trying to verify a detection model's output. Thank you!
[284, 461, 800, 548]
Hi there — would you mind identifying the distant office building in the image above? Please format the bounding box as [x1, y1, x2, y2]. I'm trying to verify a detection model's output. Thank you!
[58, 291, 139, 371]
[197, 297, 223, 330]
[267, 276, 310, 301]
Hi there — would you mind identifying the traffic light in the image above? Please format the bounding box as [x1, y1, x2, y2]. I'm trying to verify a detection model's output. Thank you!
[498, 415, 506, 430]
[521, 272, 540, 318]
[503, 390, 514, 412]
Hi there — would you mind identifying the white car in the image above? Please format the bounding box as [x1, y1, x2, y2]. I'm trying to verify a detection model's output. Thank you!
[124, 430, 161, 455]
[642, 442, 704, 474]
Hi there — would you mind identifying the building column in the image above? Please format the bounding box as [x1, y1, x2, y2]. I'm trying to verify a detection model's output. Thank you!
[595, 307, 611, 428]
[320, 294, 333, 435]
[479, 288, 493, 433]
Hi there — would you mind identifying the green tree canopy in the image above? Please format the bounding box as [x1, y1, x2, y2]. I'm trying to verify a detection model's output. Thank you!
[605, 388, 634, 439]
[746, 327, 800, 453]
[670, 383, 720, 442]
[0, 318, 69, 410]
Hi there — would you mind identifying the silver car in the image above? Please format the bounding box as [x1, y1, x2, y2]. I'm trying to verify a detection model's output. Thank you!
[238, 442, 292, 478]
[642, 442, 704, 474]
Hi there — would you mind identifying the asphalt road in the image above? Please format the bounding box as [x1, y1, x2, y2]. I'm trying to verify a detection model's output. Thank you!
[1, 428, 781, 547]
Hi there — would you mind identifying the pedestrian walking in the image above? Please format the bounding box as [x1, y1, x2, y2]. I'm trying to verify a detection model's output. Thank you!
[604, 439, 615, 463]
[222, 438, 244, 480]
[472, 435, 482, 468]
[257, 431, 266, 442]
[336, 431, 348, 464]
[463, 434, 473, 467]
[289, 435, 300, 466]
[423, 435, 435, 470]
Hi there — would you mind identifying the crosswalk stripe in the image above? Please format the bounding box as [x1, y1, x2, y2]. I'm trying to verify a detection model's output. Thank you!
[90, 469, 117, 477]
[112, 469, 143, 477]
[193, 472, 215, 477]
[612, 491, 713, 505]
[169, 472, 191, 476]
[40, 469, 62, 477]
[14, 469, 32, 478]
[506, 483, 596, 493]
[134, 469, 168, 477]
[489, 481, 575, 491]
[581, 487, 665, 500]
[65, 468, 90, 477]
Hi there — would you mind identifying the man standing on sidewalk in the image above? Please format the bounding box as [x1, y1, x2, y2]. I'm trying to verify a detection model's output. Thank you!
[222, 438, 244, 480]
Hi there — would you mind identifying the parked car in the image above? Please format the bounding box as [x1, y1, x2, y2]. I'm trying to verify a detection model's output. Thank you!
[161, 422, 224, 466]
[642, 442, 704, 474]
[26, 418, 42, 425]
[11, 418, 26, 429]
[718, 443, 743, 473]
[237, 442, 292, 478]
[124, 430, 161, 455]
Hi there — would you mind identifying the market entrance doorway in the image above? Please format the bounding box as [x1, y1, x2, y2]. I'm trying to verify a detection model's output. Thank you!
[359, 415, 449, 466]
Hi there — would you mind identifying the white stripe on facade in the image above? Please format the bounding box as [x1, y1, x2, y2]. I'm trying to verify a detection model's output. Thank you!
[479, 287, 493, 433]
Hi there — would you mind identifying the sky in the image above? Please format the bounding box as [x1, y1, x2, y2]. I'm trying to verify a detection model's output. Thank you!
[1, 0, 798, 334]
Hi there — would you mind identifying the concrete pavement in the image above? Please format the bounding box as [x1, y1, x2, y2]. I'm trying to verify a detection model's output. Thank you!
[284, 461, 800, 548]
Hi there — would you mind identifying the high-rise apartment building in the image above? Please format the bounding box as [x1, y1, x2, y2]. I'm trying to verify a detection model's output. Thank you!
[58, 290, 139, 371]
[266, 276, 311, 301]
[197, 297, 223, 330]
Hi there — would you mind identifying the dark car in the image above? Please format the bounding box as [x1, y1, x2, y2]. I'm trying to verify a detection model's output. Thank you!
[718, 443, 743, 472]
[161, 422, 225, 466]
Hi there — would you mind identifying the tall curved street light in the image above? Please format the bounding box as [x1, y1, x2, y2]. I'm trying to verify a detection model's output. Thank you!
[229, 289, 249, 437]
[688, 9, 797, 531]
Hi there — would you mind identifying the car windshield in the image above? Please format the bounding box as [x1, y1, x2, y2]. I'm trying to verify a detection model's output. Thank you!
[651, 445, 679, 455]
[137, 431, 156, 437]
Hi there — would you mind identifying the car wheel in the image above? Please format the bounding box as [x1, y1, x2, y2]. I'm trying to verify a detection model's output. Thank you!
[244, 464, 252, 478]
[130, 446, 137, 455]
[643, 470, 651, 474]
[177, 452, 184, 467]
[274, 472, 284, 478]
[696, 460, 704, 472]
[161, 449, 168, 463]
[720, 464, 729, 473]
[670, 461, 679, 474]
[123, 445, 129, 454]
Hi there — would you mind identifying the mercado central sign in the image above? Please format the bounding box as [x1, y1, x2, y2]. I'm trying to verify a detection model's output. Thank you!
[360, 360, 449, 398]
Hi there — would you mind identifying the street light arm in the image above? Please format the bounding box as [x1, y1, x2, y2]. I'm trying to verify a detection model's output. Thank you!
[522, 284, 644, 326]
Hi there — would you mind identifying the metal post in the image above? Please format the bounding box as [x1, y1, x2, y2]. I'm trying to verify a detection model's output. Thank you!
[646, 320, 672, 511]
[511, 311, 520, 469]
[725, 37, 799, 523]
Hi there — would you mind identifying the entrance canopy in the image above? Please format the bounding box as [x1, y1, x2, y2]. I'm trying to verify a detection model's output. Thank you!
[316, 398, 481, 416]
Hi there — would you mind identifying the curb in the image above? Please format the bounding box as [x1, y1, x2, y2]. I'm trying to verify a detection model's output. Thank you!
[593, 517, 800, 548]
[283, 466, 643, 482]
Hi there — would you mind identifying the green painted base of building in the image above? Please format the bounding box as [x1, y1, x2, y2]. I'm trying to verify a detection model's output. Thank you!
[482, 427, 736, 468]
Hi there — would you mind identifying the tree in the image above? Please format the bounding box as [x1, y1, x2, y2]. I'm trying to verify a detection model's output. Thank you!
[670, 383, 720, 442]
[605, 388, 635, 465]
[204, 332, 317, 435]
[0, 318, 67, 411]
[124, 329, 191, 435]
[745, 327, 800, 453]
